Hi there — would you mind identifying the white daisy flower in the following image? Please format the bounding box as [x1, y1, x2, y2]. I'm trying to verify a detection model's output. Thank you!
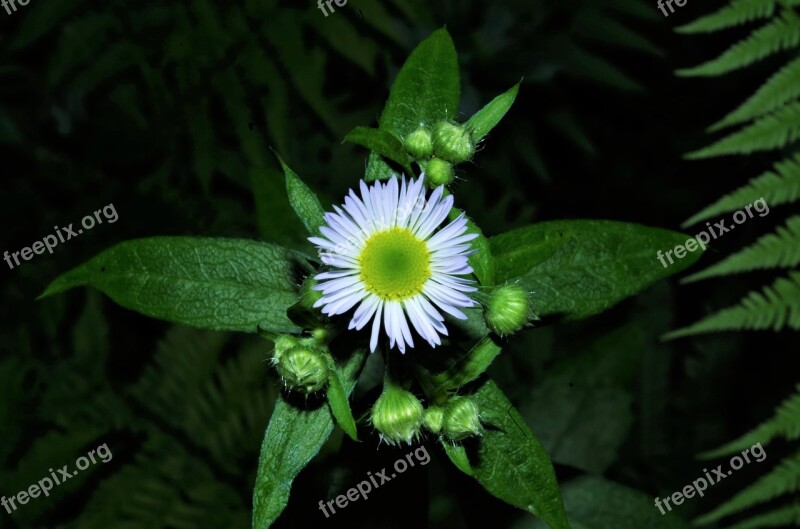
[309, 175, 478, 353]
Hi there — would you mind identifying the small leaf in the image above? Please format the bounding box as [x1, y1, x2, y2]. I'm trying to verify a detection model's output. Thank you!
[490, 220, 703, 321]
[441, 441, 473, 476]
[459, 379, 571, 529]
[252, 349, 368, 529]
[39, 237, 304, 334]
[378, 28, 460, 140]
[344, 126, 413, 175]
[326, 369, 359, 441]
[274, 152, 326, 236]
[431, 336, 502, 390]
[465, 82, 520, 142]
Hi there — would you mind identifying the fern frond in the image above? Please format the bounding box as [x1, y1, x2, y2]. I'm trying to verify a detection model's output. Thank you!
[712, 56, 800, 131]
[676, 0, 782, 34]
[723, 503, 800, 529]
[686, 102, 800, 159]
[695, 451, 800, 524]
[683, 154, 800, 226]
[677, 12, 800, 77]
[665, 271, 800, 338]
[701, 384, 800, 459]
[684, 216, 800, 282]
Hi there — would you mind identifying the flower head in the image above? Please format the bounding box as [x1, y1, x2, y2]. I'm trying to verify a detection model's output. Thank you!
[309, 175, 477, 353]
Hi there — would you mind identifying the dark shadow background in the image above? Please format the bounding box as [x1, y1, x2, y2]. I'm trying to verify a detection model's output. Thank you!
[1, 0, 797, 528]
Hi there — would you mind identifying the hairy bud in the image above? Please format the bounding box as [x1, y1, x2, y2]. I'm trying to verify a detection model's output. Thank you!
[443, 397, 482, 441]
[485, 284, 532, 336]
[371, 382, 424, 445]
[432, 121, 474, 164]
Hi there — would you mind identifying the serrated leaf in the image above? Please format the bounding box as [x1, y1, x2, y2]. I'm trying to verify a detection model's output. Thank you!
[683, 215, 800, 282]
[665, 272, 800, 338]
[686, 103, 800, 159]
[344, 126, 413, 174]
[490, 220, 703, 321]
[252, 348, 367, 529]
[465, 82, 520, 142]
[39, 237, 304, 334]
[682, 154, 800, 226]
[326, 369, 359, 441]
[677, 13, 800, 77]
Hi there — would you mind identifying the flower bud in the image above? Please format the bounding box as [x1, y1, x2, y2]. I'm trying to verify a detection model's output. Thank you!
[443, 397, 482, 441]
[422, 405, 444, 434]
[275, 345, 329, 394]
[485, 284, 532, 336]
[404, 126, 433, 160]
[425, 158, 454, 187]
[432, 121, 474, 164]
[272, 334, 299, 364]
[370, 383, 424, 445]
[299, 276, 323, 310]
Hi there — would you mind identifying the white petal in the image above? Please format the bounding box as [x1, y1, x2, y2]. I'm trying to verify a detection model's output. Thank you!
[370, 302, 384, 352]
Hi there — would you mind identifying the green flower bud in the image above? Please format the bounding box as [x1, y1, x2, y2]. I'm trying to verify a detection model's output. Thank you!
[485, 284, 532, 336]
[404, 126, 433, 160]
[425, 158, 454, 188]
[370, 383, 424, 445]
[275, 345, 329, 394]
[299, 276, 323, 310]
[443, 397, 482, 441]
[311, 327, 327, 343]
[272, 334, 299, 364]
[432, 121, 474, 164]
[422, 406, 444, 434]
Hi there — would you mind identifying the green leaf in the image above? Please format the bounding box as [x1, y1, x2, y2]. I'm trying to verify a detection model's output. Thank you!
[326, 369, 359, 441]
[665, 271, 800, 338]
[465, 82, 520, 142]
[378, 28, 460, 140]
[431, 336, 502, 390]
[274, 153, 326, 236]
[490, 220, 703, 321]
[38, 237, 304, 334]
[459, 379, 571, 529]
[676, 12, 800, 77]
[252, 349, 367, 529]
[685, 102, 800, 159]
[530, 476, 692, 529]
[682, 153, 800, 227]
[343, 126, 413, 174]
[441, 441, 473, 476]
[451, 208, 496, 286]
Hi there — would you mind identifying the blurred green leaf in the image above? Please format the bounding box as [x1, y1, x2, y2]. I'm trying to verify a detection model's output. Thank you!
[530, 476, 692, 529]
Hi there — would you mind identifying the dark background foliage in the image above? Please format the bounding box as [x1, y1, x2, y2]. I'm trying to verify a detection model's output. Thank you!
[0, 0, 797, 528]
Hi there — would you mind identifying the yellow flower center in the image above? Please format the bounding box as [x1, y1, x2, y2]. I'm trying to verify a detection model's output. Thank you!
[359, 228, 431, 300]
